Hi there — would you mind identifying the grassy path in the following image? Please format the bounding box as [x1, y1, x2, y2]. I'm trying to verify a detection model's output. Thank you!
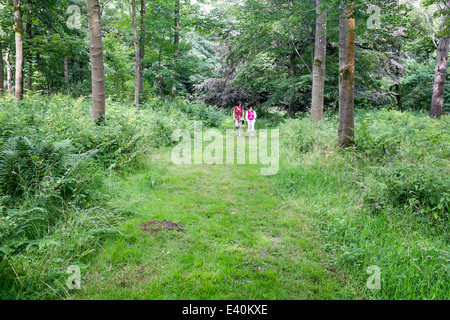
[73, 125, 354, 300]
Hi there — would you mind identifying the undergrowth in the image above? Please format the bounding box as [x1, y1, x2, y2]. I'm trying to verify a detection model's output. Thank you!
[0, 93, 225, 299]
[277, 110, 450, 299]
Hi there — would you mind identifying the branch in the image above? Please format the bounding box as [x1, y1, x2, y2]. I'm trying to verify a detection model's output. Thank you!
[291, 36, 312, 74]
[418, 11, 438, 48]
[421, 11, 439, 35]
[407, 53, 435, 72]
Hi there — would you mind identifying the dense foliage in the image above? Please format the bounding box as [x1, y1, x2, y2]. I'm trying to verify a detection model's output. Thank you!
[278, 110, 449, 299]
[0, 0, 449, 301]
[0, 94, 225, 299]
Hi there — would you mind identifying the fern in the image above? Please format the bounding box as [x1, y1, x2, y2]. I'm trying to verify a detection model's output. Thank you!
[0, 136, 97, 199]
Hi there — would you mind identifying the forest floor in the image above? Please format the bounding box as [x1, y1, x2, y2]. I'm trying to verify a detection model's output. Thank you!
[72, 121, 357, 300]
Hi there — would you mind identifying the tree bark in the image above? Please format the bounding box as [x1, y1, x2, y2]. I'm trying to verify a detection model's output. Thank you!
[172, 0, 180, 95]
[14, 0, 24, 101]
[311, 0, 327, 121]
[0, 43, 4, 94]
[87, 0, 106, 121]
[338, 3, 355, 147]
[430, 2, 450, 118]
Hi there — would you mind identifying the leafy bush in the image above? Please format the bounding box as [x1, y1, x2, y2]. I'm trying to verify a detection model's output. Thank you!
[280, 109, 450, 219]
[362, 162, 450, 218]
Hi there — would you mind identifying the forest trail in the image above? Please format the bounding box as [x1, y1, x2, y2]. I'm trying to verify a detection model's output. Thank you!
[73, 125, 353, 299]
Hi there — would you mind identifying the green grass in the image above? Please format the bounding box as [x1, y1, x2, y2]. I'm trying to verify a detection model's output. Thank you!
[1, 95, 447, 300]
[275, 163, 450, 299]
[71, 121, 356, 300]
[277, 112, 450, 299]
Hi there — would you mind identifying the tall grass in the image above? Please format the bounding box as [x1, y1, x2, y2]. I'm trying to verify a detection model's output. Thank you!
[0, 93, 226, 299]
[277, 110, 449, 299]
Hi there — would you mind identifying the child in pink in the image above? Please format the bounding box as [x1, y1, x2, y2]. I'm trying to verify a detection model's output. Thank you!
[245, 107, 257, 137]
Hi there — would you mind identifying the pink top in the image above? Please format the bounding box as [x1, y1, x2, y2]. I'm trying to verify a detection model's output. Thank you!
[234, 106, 243, 118]
[247, 110, 255, 121]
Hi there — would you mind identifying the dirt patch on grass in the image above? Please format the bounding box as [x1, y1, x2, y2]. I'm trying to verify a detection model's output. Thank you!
[140, 220, 184, 233]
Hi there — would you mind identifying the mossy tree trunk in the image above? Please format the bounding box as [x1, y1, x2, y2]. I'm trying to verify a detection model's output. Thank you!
[311, 0, 327, 121]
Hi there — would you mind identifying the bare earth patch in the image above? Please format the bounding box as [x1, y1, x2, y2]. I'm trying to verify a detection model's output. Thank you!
[140, 220, 184, 233]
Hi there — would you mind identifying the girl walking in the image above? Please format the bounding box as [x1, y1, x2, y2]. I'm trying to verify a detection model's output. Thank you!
[233, 101, 244, 137]
[246, 107, 257, 137]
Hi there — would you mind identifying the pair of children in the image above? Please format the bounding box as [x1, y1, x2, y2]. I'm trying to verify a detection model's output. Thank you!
[233, 101, 257, 137]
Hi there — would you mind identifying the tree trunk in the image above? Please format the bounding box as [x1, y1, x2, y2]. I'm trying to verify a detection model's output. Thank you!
[14, 0, 24, 102]
[289, 49, 296, 116]
[6, 48, 12, 94]
[430, 2, 450, 118]
[172, 0, 180, 95]
[87, 0, 106, 121]
[0, 43, 4, 94]
[311, 0, 327, 121]
[338, 3, 355, 147]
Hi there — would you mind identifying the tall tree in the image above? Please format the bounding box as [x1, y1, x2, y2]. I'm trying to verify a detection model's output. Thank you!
[311, 0, 327, 121]
[87, 0, 106, 121]
[430, 1, 450, 118]
[338, 2, 355, 147]
[14, 0, 24, 101]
